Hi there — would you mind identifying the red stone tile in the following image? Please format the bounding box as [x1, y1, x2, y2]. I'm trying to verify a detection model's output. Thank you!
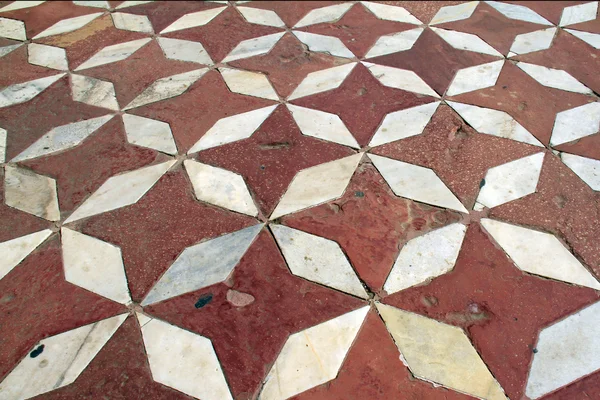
[505, 1, 589, 25]
[36, 14, 149, 69]
[567, 18, 600, 34]
[383, 223, 600, 400]
[515, 29, 600, 94]
[0, 76, 108, 160]
[128, 69, 276, 152]
[281, 163, 462, 292]
[77, 166, 257, 302]
[36, 317, 193, 400]
[555, 134, 600, 161]
[0, 45, 56, 87]
[542, 370, 600, 400]
[0, 236, 126, 380]
[162, 7, 283, 63]
[196, 105, 355, 217]
[298, 3, 416, 58]
[293, 310, 475, 400]
[20, 116, 166, 215]
[145, 229, 366, 399]
[291, 63, 436, 146]
[378, 1, 466, 24]
[228, 32, 350, 98]
[0, 1, 101, 39]
[448, 62, 594, 146]
[242, 1, 343, 28]
[371, 104, 540, 208]
[77, 39, 201, 107]
[489, 154, 600, 279]
[366, 28, 498, 95]
[437, 2, 547, 55]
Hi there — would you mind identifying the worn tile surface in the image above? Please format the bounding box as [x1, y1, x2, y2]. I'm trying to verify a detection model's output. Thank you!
[0, 1, 599, 399]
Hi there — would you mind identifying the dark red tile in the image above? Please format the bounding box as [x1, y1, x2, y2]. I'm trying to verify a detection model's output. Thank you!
[128, 69, 276, 152]
[228, 32, 350, 98]
[145, 229, 366, 399]
[380, 1, 466, 24]
[542, 370, 600, 400]
[366, 28, 498, 95]
[77, 166, 257, 302]
[291, 63, 436, 146]
[0, 45, 56, 87]
[281, 163, 462, 292]
[242, 1, 343, 28]
[567, 18, 600, 34]
[196, 105, 355, 217]
[383, 223, 600, 400]
[0, 236, 126, 380]
[555, 134, 600, 161]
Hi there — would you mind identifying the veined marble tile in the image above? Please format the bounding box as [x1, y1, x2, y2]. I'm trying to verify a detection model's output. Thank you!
[115, 0, 153, 9]
[369, 102, 440, 147]
[184, 160, 258, 216]
[122, 114, 177, 155]
[292, 31, 355, 58]
[72, 0, 109, 8]
[237, 6, 285, 27]
[0, 314, 128, 400]
[286, 104, 359, 148]
[219, 67, 279, 100]
[446, 60, 504, 96]
[111, 12, 154, 33]
[71, 74, 119, 111]
[476, 152, 545, 208]
[0, 17, 26, 41]
[560, 2, 599, 26]
[0, 127, 6, 163]
[362, 62, 439, 98]
[369, 154, 468, 213]
[27, 43, 68, 70]
[157, 37, 213, 65]
[431, 27, 503, 57]
[123, 68, 208, 110]
[270, 153, 362, 219]
[62, 228, 131, 304]
[516, 62, 592, 94]
[160, 7, 227, 34]
[360, 2, 421, 24]
[560, 152, 600, 191]
[33, 13, 103, 39]
[526, 301, 600, 399]
[430, 1, 479, 25]
[0, 1, 45, 12]
[4, 165, 60, 221]
[222, 32, 285, 63]
[447, 101, 543, 147]
[142, 224, 263, 305]
[508, 28, 557, 57]
[188, 105, 277, 152]
[485, 1, 552, 25]
[565, 29, 600, 49]
[0, 43, 22, 58]
[550, 102, 600, 146]
[364, 28, 423, 58]
[384, 223, 467, 294]
[75, 38, 152, 70]
[0, 230, 53, 281]
[140, 317, 233, 400]
[271, 224, 368, 298]
[65, 160, 176, 223]
[288, 62, 357, 100]
[0, 74, 65, 108]
[481, 218, 600, 289]
[376, 303, 506, 400]
[13, 115, 114, 162]
[259, 306, 369, 400]
[293, 3, 354, 28]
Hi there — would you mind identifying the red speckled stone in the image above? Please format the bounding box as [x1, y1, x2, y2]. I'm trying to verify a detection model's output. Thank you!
[366, 28, 498, 95]
[0, 76, 108, 160]
[505, 1, 589, 25]
[293, 310, 475, 400]
[555, 134, 600, 161]
[568, 17, 600, 34]
[20, 116, 166, 214]
[145, 229, 366, 400]
[378, 1, 466, 24]
[0, 45, 57, 87]
[242, 1, 342, 27]
[0, 236, 126, 380]
[77, 166, 257, 302]
[128, 69, 276, 152]
[383, 223, 600, 400]
[281, 163, 462, 292]
[229, 33, 350, 98]
[448, 62, 594, 145]
[372, 104, 540, 208]
[291, 63, 436, 146]
[77, 39, 201, 107]
[162, 7, 283, 63]
[543, 370, 600, 400]
[490, 154, 600, 279]
[299, 3, 416, 58]
[515, 29, 600, 94]
[35, 317, 193, 400]
[196, 105, 355, 217]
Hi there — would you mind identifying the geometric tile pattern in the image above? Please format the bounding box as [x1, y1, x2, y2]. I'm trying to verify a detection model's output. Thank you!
[1, 1, 599, 399]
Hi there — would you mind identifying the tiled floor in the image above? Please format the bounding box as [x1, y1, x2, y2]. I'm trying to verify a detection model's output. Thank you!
[0, 1, 599, 399]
